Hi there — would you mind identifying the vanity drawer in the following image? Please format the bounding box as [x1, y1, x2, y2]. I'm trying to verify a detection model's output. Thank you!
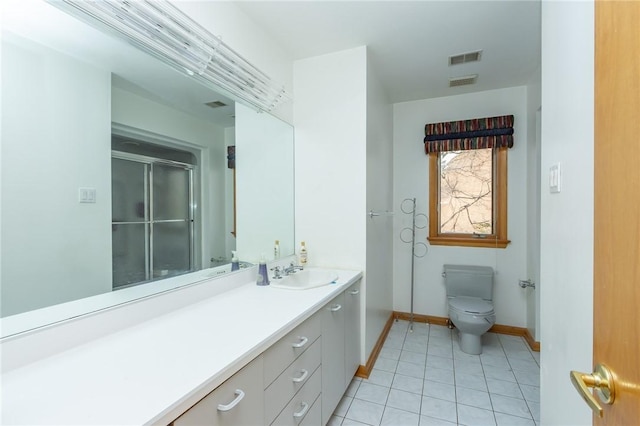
[263, 312, 321, 386]
[299, 394, 321, 426]
[173, 356, 263, 426]
[270, 367, 321, 426]
[264, 338, 321, 425]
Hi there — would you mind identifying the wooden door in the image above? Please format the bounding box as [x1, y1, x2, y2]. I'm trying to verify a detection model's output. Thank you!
[591, 0, 640, 423]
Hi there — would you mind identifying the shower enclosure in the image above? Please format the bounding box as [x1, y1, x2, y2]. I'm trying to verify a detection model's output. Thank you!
[111, 151, 195, 289]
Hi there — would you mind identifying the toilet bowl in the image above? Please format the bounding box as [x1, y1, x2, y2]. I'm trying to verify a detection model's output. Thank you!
[448, 296, 496, 355]
[443, 264, 496, 355]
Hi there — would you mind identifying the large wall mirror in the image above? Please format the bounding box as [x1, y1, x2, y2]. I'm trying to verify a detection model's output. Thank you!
[0, 0, 294, 336]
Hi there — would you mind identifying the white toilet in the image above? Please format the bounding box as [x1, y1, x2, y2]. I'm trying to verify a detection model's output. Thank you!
[444, 264, 496, 355]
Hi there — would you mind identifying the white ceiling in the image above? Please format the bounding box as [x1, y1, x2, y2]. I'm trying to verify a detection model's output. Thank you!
[3, 0, 541, 126]
[236, 1, 541, 103]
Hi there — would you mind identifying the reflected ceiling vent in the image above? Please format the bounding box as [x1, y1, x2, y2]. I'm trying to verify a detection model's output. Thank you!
[449, 74, 478, 87]
[205, 100, 228, 108]
[449, 50, 483, 66]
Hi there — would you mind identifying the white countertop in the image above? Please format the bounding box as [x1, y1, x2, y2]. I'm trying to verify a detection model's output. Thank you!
[1, 269, 362, 425]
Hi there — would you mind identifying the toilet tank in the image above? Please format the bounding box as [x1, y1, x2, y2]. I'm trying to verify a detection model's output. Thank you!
[443, 264, 494, 301]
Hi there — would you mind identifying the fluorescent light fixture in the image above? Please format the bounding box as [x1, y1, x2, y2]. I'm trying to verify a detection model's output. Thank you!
[47, 0, 290, 112]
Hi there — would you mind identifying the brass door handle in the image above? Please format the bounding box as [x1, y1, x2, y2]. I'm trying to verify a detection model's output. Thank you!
[569, 363, 616, 417]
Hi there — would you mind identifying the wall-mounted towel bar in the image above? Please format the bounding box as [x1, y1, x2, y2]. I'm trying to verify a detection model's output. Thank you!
[368, 210, 394, 218]
[519, 279, 536, 289]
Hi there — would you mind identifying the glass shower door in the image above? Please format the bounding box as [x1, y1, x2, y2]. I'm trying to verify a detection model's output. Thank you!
[152, 163, 193, 279]
[112, 158, 149, 288]
[112, 155, 194, 289]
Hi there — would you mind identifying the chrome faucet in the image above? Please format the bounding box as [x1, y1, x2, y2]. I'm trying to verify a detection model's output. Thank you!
[271, 266, 284, 279]
[283, 262, 304, 275]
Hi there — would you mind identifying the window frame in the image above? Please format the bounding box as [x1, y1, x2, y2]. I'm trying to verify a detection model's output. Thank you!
[428, 147, 510, 248]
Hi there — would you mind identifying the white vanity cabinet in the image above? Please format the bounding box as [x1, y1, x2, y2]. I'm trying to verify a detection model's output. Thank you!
[321, 280, 361, 424]
[321, 291, 346, 423]
[170, 276, 362, 426]
[263, 312, 322, 425]
[172, 355, 264, 426]
[344, 281, 361, 388]
[2, 268, 364, 426]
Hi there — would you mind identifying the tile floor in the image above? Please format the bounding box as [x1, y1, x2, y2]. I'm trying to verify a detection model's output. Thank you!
[330, 320, 540, 426]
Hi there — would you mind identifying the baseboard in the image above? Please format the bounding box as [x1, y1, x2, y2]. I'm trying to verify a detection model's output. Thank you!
[524, 328, 541, 352]
[392, 311, 540, 352]
[355, 312, 394, 379]
[355, 311, 540, 378]
[393, 312, 448, 327]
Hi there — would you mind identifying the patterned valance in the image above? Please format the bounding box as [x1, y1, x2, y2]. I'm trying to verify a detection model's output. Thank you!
[424, 115, 514, 154]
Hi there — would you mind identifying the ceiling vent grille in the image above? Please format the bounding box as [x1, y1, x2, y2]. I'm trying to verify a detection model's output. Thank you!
[449, 50, 482, 66]
[205, 100, 228, 108]
[449, 74, 478, 87]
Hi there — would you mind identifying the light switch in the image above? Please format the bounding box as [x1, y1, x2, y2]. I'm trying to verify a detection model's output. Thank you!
[79, 187, 97, 203]
[549, 163, 561, 193]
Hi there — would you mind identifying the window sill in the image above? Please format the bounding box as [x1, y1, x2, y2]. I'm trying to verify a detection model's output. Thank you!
[427, 236, 510, 249]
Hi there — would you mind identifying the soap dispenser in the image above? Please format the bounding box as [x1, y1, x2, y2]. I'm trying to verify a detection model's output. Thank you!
[256, 254, 270, 286]
[231, 251, 239, 271]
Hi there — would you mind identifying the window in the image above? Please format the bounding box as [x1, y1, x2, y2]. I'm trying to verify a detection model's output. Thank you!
[428, 147, 509, 248]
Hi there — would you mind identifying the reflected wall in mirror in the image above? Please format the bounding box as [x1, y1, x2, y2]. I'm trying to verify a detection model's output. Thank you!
[0, 0, 294, 329]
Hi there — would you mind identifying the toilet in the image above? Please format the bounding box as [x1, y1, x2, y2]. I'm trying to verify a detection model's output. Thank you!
[444, 264, 496, 355]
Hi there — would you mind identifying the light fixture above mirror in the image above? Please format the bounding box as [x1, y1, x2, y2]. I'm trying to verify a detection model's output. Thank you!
[49, 0, 291, 112]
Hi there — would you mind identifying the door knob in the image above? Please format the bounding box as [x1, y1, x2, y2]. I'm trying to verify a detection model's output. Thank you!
[569, 363, 616, 417]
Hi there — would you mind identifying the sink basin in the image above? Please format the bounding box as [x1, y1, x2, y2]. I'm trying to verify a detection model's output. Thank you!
[270, 268, 339, 290]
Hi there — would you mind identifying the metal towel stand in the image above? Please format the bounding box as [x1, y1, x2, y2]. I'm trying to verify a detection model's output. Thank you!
[399, 198, 428, 332]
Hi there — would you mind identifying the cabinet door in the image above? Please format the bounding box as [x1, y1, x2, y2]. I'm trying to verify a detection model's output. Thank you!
[344, 281, 362, 388]
[173, 356, 264, 426]
[321, 292, 345, 424]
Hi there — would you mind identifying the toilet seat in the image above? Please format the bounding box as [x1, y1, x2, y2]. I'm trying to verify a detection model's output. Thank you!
[449, 296, 494, 316]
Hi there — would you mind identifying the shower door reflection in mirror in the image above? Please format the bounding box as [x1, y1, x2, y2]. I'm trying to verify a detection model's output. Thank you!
[112, 149, 194, 289]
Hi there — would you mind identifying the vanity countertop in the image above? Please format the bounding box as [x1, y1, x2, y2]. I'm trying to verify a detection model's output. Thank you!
[1, 269, 362, 425]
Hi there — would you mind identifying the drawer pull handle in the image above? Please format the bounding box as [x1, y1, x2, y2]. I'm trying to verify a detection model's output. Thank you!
[349, 289, 360, 295]
[292, 336, 308, 348]
[216, 389, 245, 412]
[330, 304, 342, 312]
[292, 402, 310, 419]
[292, 369, 309, 383]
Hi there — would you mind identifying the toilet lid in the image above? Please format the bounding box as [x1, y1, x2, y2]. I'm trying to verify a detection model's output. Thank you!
[449, 297, 494, 315]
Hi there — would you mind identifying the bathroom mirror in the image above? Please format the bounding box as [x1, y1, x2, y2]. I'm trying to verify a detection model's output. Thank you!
[0, 0, 294, 335]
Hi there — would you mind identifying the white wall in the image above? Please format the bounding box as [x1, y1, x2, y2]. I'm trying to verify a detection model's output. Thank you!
[539, 1, 594, 424]
[1, 36, 112, 316]
[365, 55, 394, 360]
[173, 0, 294, 124]
[526, 66, 542, 341]
[293, 47, 367, 270]
[235, 103, 295, 263]
[294, 47, 369, 359]
[111, 87, 228, 270]
[392, 87, 529, 328]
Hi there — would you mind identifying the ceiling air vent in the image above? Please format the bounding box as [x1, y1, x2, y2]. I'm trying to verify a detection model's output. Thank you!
[205, 100, 227, 108]
[449, 50, 483, 66]
[449, 74, 478, 87]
